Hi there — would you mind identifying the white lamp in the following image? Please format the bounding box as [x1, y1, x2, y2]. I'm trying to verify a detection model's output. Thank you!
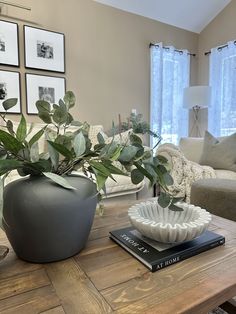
[183, 85, 211, 137]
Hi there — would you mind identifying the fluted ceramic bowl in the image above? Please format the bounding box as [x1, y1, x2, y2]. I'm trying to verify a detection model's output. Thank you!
[128, 200, 212, 243]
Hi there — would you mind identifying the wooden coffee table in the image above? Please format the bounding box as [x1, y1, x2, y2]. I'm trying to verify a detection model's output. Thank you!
[0, 200, 236, 313]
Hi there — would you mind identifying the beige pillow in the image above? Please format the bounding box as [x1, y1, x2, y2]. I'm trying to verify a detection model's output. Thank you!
[199, 131, 236, 172]
[179, 137, 204, 163]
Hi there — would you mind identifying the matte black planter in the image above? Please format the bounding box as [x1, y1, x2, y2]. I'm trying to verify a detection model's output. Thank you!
[3, 174, 97, 263]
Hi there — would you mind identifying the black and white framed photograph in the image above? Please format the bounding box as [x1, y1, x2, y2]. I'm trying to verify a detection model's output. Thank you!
[0, 20, 19, 67]
[0, 70, 21, 113]
[25, 73, 66, 114]
[24, 25, 65, 73]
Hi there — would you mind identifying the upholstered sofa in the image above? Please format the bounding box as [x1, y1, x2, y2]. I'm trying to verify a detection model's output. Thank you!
[2, 122, 145, 199]
[179, 136, 236, 180]
[157, 133, 236, 203]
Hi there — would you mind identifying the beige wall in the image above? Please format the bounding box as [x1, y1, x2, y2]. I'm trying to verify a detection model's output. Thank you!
[0, 0, 198, 131]
[197, 0, 236, 133]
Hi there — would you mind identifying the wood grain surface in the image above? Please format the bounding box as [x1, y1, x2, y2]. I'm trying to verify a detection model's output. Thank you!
[0, 199, 235, 314]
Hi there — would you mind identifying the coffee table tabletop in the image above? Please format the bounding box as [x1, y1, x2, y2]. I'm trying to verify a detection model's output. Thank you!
[0, 200, 236, 314]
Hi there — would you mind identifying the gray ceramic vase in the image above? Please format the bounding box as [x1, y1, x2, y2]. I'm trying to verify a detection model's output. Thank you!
[3, 174, 97, 263]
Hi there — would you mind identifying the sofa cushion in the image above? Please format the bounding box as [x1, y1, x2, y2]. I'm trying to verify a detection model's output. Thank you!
[215, 169, 236, 180]
[179, 137, 204, 163]
[199, 131, 236, 172]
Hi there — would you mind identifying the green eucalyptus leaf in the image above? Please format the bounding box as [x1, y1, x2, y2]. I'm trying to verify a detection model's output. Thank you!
[47, 142, 59, 170]
[118, 146, 139, 162]
[156, 155, 168, 164]
[53, 107, 68, 125]
[43, 172, 77, 190]
[48, 141, 73, 159]
[18, 148, 30, 161]
[110, 146, 122, 161]
[17, 167, 30, 177]
[157, 164, 168, 174]
[39, 152, 50, 160]
[151, 165, 166, 188]
[152, 156, 160, 166]
[36, 100, 50, 113]
[172, 197, 184, 204]
[26, 123, 34, 137]
[130, 133, 142, 145]
[133, 145, 144, 159]
[53, 104, 59, 110]
[95, 173, 107, 191]
[64, 91, 76, 108]
[102, 161, 127, 175]
[29, 128, 45, 148]
[30, 142, 39, 163]
[168, 203, 183, 211]
[90, 160, 114, 179]
[16, 115, 27, 142]
[94, 143, 106, 151]
[24, 160, 51, 174]
[158, 192, 171, 208]
[66, 112, 74, 125]
[2, 98, 17, 111]
[55, 134, 72, 150]
[142, 150, 152, 161]
[163, 172, 174, 186]
[59, 99, 66, 110]
[99, 142, 119, 159]
[131, 168, 144, 184]
[38, 111, 52, 124]
[0, 159, 22, 175]
[0, 147, 7, 159]
[71, 121, 83, 127]
[0, 129, 24, 154]
[144, 164, 157, 182]
[97, 132, 105, 144]
[6, 120, 14, 135]
[73, 132, 86, 157]
[134, 162, 154, 185]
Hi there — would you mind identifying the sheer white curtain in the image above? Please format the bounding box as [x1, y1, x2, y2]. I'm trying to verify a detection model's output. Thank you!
[150, 44, 190, 147]
[209, 41, 236, 136]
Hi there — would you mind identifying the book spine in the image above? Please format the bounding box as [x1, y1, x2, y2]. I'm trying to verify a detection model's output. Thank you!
[152, 238, 225, 272]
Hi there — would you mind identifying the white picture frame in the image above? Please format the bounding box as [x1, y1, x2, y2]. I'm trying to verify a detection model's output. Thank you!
[0, 20, 19, 67]
[26, 73, 66, 114]
[24, 25, 65, 73]
[0, 70, 21, 114]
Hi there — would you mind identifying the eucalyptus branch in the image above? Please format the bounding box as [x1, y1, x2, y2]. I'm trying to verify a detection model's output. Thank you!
[0, 93, 178, 210]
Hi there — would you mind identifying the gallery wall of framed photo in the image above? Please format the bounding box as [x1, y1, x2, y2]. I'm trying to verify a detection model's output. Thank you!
[0, 19, 66, 117]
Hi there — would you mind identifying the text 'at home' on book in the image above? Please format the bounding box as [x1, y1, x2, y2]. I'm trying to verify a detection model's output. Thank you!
[109, 227, 225, 272]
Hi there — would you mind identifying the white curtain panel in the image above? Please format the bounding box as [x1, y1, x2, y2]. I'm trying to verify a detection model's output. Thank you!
[209, 41, 236, 137]
[150, 44, 190, 147]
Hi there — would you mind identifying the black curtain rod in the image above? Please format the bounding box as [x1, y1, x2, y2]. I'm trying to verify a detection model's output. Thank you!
[149, 43, 196, 56]
[205, 40, 236, 55]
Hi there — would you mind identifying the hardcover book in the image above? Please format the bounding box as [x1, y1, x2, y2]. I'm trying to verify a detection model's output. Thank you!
[109, 227, 225, 272]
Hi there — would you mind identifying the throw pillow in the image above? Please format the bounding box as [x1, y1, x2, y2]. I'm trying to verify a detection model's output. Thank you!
[199, 131, 236, 171]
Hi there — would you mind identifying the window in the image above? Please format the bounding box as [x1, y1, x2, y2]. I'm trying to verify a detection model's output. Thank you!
[150, 44, 190, 147]
[209, 41, 236, 136]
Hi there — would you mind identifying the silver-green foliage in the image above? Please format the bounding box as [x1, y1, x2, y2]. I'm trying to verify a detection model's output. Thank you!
[0, 92, 180, 211]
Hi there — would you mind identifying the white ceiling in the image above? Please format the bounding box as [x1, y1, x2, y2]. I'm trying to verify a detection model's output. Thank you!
[94, 0, 231, 33]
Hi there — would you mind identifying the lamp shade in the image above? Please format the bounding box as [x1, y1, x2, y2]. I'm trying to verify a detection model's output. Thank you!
[183, 86, 211, 109]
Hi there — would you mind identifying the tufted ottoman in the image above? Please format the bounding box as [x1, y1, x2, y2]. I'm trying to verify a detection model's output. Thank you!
[190, 178, 236, 221]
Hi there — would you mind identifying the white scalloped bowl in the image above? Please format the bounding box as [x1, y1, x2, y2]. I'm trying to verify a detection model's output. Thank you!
[128, 200, 212, 243]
